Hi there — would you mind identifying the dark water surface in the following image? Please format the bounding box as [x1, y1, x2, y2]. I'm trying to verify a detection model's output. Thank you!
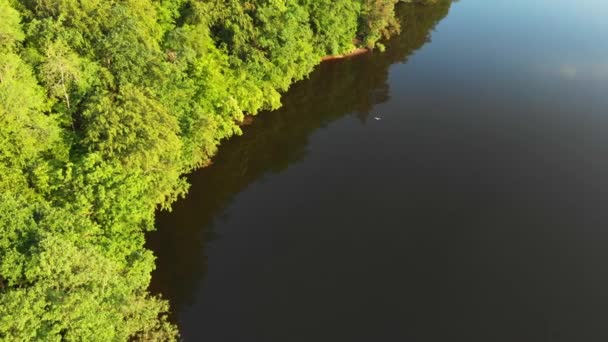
[148, 0, 608, 340]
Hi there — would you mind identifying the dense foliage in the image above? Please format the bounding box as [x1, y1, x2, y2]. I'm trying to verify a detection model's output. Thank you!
[1, 0, 445, 340]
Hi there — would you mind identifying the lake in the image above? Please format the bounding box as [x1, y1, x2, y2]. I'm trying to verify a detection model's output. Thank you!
[148, 0, 608, 340]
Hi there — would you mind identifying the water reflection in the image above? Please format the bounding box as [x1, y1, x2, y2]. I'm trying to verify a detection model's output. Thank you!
[147, 0, 452, 321]
[555, 62, 608, 80]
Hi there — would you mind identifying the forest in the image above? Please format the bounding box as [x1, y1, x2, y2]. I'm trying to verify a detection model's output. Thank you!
[1, 0, 443, 340]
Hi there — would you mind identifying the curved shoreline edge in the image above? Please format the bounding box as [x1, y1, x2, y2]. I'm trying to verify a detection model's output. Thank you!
[321, 48, 370, 62]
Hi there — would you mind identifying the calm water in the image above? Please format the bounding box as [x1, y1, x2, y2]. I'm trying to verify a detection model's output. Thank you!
[148, 0, 608, 340]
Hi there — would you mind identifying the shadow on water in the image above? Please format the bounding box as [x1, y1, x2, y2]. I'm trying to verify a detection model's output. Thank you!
[147, 0, 452, 322]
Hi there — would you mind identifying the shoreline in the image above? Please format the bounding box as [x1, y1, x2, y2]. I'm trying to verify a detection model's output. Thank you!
[237, 48, 370, 127]
[320, 47, 369, 62]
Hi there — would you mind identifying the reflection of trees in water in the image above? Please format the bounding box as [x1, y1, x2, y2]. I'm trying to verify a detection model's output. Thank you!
[147, 0, 452, 321]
